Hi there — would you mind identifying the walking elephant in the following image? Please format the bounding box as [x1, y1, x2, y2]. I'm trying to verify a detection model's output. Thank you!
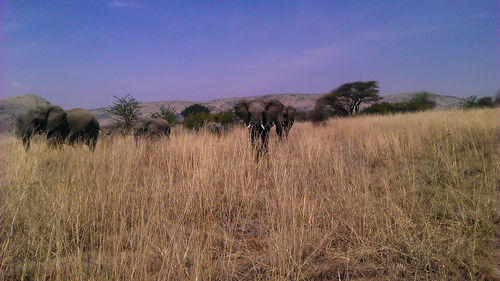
[133, 118, 171, 145]
[15, 105, 69, 150]
[234, 99, 284, 156]
[282, 105, 296, 138]
[65, 108, 100, 151]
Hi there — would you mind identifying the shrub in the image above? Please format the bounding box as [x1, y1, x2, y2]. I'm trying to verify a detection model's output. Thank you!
[461, 95, 495, 109]
[151, 105, 178, 125]
[308, 106, 329, 125]
[212, 110, 237, 129]
[183, 113, 214, 130]
[181, 104, 210, 118]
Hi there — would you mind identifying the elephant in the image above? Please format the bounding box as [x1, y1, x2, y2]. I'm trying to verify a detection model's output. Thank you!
[133, 118, 171, 145]
[16, 105, 69, 150]
[234, 99, 284, 156]
[282, 105, 296, 138]
[65, 108, 100, 151]
[205, 122, 223, 135]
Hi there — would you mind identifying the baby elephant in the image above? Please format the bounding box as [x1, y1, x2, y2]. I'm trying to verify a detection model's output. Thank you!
[205, 122, 223, 135]
[134, 118, 171, 145]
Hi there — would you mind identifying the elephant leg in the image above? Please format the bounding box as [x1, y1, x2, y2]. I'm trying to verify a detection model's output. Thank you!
[47, 131, 64, 148]
[86, 134, 97, 151]
[250, 129, 258, 148]
[275, 122, 283, 141]
[134, 135, 139, 146]
[22, 132, 32, 151]
[259, 130, 270, 156]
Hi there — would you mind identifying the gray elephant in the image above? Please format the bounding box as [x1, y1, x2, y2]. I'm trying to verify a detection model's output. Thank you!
[133, 118, 171, 145]
[205, 122, 223, 135]
[15, 105, 69, 150]
[65, 108, 100, 150]
[234, 99, 284, 156]
[282, 105, 296, 138]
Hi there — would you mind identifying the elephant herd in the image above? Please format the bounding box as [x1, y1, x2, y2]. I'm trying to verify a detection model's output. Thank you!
[15, 99, 296, 155]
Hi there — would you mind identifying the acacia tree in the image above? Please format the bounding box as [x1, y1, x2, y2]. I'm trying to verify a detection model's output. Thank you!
[319, 81, 382, 116]
[151, 105, 178, 124]
[107, 94, 143, 128]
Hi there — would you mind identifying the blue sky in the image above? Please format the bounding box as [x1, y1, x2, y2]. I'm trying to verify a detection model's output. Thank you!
[1, 0, 498, 109]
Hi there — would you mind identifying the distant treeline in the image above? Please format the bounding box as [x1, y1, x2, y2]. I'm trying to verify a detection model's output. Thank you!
[106, 83, 500, 130]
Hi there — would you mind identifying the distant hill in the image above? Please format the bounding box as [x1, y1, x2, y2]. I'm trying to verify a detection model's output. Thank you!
[0, 92, 463, 130]
[0, 95, 51, 133]
[89, 92, 463, 126]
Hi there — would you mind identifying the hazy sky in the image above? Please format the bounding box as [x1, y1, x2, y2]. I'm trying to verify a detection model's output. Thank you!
[2, 0, 498, 109]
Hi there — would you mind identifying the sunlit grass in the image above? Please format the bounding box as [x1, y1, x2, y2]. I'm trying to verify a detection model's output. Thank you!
[1, 108, 498, 280]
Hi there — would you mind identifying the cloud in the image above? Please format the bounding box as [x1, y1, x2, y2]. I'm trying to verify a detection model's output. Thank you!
[108, 0, 143, 9]
[10, 81, 24, 90]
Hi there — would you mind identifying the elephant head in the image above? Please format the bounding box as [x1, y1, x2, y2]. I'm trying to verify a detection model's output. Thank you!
[282, 105, 296, 138]
[16, 105, 69, 150]
[234, 99, 284, 155]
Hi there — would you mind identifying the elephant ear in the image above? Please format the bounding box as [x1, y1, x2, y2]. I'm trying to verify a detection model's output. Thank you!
[265, 99, 284, 125]
[234, 100, 250, 124]
[45, 105, 68, 133]
[286, 106, 297, 119]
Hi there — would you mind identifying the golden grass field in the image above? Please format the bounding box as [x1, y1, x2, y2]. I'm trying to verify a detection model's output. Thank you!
[1, 109, 498, 280]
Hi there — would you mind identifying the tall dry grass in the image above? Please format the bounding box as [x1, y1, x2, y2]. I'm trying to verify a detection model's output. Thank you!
[0, 109, 498, 280]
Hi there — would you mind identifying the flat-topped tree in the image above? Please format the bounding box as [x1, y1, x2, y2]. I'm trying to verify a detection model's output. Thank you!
[319, 81, 382, 116]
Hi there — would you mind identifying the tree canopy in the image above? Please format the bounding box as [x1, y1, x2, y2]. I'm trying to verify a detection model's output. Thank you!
[181, 104, 210, 118]
[107, 94, 142, 128]
[318, 81, 381, 116]
[151, 105, 178, 124]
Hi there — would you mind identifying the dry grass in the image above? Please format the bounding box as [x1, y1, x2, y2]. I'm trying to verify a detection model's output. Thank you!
[1, 109, 498, 280]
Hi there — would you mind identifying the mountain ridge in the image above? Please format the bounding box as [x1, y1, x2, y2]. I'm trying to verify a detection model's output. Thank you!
[0, 92, 464, 129]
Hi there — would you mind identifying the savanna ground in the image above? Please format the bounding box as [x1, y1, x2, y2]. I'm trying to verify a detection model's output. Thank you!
[0, 109, 498, 280]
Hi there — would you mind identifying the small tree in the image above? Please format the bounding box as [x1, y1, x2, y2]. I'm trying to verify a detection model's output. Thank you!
[495, 90, 500, 106]
[405, 92, 436, 111]
[213, 110, 237, 128]
[151, 105, 178, 124]
[476, 97, 494, 108]
[319, 81, 381, 116]
[461, 95, 495, 109]
[308, 106, 329, 125]
[181, 104, 210, 118]
[107, 94, 142, 129]
[183, 113, 214, 130]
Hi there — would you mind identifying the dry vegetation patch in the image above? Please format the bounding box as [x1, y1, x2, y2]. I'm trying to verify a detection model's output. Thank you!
[1, 109, 498, 280]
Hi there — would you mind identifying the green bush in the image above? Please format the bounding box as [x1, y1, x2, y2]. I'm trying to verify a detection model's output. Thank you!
[212, 110, 237, 128]
[362, 92, 436, 115]
[181, 104, 210, 118]
[461, 95, 495, 109]
[151, 105, 178, 124]
[183, 113, 214, 130]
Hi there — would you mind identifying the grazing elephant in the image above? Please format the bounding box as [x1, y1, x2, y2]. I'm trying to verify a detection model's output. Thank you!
[134, 118, 171, 145]
[234, 99, 284, 156]
[282, 105, 296, 138]
[205, 122, 223, 135]
[16, 105, 69, 150]
[65, 108, 100, 151]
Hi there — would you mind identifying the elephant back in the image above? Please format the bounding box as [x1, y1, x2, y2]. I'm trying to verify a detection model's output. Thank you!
[66, 108, 99, 132]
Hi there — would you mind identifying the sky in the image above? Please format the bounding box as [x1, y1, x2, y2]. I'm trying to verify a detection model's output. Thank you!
[1, 0, 499, 109]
